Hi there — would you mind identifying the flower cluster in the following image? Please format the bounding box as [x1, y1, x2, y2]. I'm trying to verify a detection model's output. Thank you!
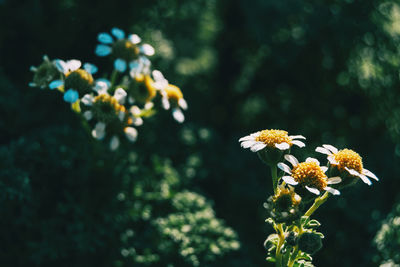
[239, 128, 379, 266]
[29, 28, 188, 150]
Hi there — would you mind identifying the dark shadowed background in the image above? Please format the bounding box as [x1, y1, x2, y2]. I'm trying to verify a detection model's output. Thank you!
[1, 0, 400, 266]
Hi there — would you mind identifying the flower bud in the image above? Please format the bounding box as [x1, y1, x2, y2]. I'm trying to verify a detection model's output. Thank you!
[298, 232, 322, 255]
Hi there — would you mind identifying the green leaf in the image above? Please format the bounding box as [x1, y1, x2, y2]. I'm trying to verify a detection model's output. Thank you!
[266, 256, 276, 262]
[305, 219, 321, 228]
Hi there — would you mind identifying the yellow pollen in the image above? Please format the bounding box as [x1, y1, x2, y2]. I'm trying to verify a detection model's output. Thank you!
[291, 162, 328, 191]
[94, 94, 124, 113]
[164, 84, 183, 101]
[255, 129, 292, 148]
[64, 69, 94, 95]
[332, 149, 363, 173]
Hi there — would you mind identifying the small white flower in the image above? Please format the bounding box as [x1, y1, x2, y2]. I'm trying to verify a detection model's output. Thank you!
[315, 144, 378, 186]
[278, 154, 341, 195]
[239, 129, 306, 153]
[95, 27, 154, 73]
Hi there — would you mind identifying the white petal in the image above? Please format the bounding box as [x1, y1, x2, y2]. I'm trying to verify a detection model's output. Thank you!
[327, 176, 342, 184]
[132, 117, 143, 126]
[124, 127, 138, 142]
[282, 176, 298, 185]
[362, 168, 379, 181]
[292, 140, 305, 148]
[49, 80, 64, 90]
[81, 94, 94, 106]
[98, 32, 113, 44]
[144, 102, 154, 110]
[140, 44, 155, 56]
[111, 27, 125, 39]
[306, 157, 320, 165]
[275, 142, 290, 150]
[344, 167, 361, 177]
[359, 174, 372, 185]
[114, 88, 127, 104]
[178, 98, 188, 110]
[239, 135, 255, 142]
[92, 122, 106, 140]
[130, 105, 141, 116]
[63, 89, 79, 103]
[110, 136, 120, 151]
[129, 34, 141, 44]
[250, 142, 267, 152]
[289, 135, 306, 140]
[172, 108, 185, 123]
[325, 186, 340, 195]
[240, 140, 257, 149]
[305, 186, 320, 195]
[327, 156, 338, 165]
[30, 66, 38, 72]
[83, 63, 98, 74]
[162, 96, 170, 110]
[83, 111, 93, 120]
[284, 154, 299, 167]
[66, 60, 81, 72]
[94, 80, 109, 95]
[28, 82, 36, 87]
[315, 146, 332, 155]
[95, 44, 112, 57]
[277, 162, 292, 174]
[152, 70, 165, 82]
[118, 110, 125, 121]
[114, 59, 127, 72]
[320, 166, 328, 173]
[55, 59, 67, 73]
[323, 144, 338, 154]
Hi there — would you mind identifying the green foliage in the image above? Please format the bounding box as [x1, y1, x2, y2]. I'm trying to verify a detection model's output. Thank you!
[1, 0, 399, 266]
[375, 202, 400, 265]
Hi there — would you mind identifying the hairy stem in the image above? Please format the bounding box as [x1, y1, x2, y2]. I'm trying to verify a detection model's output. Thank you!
[275, 223, 285, 267]
[304, 191, 330, 217]
[110, 69, 119, 88]
[271, 164, 278, 194]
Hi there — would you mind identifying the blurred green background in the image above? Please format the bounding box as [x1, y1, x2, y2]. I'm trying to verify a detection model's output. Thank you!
[1, 0, 400, 266]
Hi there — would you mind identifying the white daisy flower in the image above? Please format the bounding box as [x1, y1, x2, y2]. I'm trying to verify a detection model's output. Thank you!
[278, 155, 341, 195]
[316, 144, 379, 185]
[95, 27, 154, 73]
[48, 59, 97, 103]
[151, 70, 187, 123]
[239, 129, 306, 153]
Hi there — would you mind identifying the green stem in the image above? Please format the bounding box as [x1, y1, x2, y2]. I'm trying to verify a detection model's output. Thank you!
[304, 191, 330, 217]
[275, 223, 285, 267]
[110, 69, 119, 88]
[271, 164, 278, 194]
[287, 246, 299, 267]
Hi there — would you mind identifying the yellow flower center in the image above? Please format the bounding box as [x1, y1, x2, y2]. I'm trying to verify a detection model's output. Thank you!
[291, 162, 328, 191]
[112, 39, 139, 61]
[65, 69, 94, 95]
[332, 149, 363, 173]
[164, 84, 183, 106]
[128, 74, 157, 104]
[92, 94, 125, 123]
[255, 129, 292, 148]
